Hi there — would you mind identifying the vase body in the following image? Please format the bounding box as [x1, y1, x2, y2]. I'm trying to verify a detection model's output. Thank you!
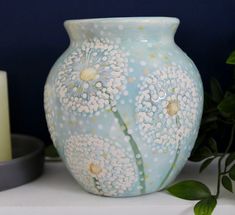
[44, 17, 203, 197]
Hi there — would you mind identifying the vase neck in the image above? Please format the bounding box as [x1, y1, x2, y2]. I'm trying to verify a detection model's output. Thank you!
[64, 17, 179, 45]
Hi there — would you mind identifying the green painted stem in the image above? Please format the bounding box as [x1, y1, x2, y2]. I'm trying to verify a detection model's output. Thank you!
[93, 177, 103, 194]
[159, 142, 181, 190]
[113, 110, 146, 194]
[159, 115, 182, 189]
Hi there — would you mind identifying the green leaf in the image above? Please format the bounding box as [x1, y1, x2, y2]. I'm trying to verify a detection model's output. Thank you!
[225, 152, 235, 167]
[45, 144, 60, 158]
[210, 78, 223, 103]
[200, 121, 218, 133]
[204, 93, 216, 111]
[201, 115, 218, 125]
[224, 91, 233, 98]
[191, 134, 207, 153]
[222, 175, 233, 192]
[229, 164, 235, 180]
[190, 146, 213, 162]
[167, 180, 211, 200]
[200, 158, 214, 173]
[226, 50, 235, 65]
[217, 95, 235, 115]
[231, 84, 235, 93]
[207, 138, 217, 153]
[233, 69, 235, 88]
[194, 196, 217, 215]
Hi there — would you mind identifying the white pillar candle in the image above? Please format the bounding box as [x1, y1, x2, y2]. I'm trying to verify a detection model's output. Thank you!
[0, 71, 12, 161]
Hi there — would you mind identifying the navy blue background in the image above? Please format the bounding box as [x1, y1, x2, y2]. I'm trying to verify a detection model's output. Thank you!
[0, 0, 234, 144]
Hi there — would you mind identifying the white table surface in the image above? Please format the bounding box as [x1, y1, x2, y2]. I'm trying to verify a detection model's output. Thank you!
[0, 160, 234, 215]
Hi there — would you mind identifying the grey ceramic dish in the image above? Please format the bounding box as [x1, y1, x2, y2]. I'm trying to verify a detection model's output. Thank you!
[0, 134, 44, 191]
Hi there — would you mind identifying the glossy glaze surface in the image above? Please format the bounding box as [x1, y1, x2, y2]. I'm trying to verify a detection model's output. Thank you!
[44, 17, 203, 197]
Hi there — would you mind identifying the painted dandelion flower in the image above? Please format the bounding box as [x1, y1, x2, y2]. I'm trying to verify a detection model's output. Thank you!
[64, 134, 137, 196]
[44, 84, 56, 144]
[55, 37, 129, 115]
[136, 65, 200, 151]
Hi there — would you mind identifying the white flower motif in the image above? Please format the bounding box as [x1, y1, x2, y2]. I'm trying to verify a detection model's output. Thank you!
[44, 84, 56, 144]
[136, 65, 200, 151]
[64, 134, 137, 196]
[55, 37, 129, 115]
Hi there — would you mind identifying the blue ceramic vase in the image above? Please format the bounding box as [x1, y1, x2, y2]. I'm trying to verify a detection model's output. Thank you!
[44, 17, 203, 197]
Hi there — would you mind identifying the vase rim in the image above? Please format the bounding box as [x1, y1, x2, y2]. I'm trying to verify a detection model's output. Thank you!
[64, 17, 179, 25]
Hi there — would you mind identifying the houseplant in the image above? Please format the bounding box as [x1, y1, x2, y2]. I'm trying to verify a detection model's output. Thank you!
[167, 50, 235, 215]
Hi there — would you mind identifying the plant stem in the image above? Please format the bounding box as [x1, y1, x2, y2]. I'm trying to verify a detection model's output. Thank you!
[215, 124, 235, 198]
[215, 156, 222, 198]
[218, 118, 234, 125]
[224, 124, 234, 153]
[204, 107, 219, 115]
[220, 170, 229, 175]
[223, 124, 235, 172]
[112, 109, 146, 194]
